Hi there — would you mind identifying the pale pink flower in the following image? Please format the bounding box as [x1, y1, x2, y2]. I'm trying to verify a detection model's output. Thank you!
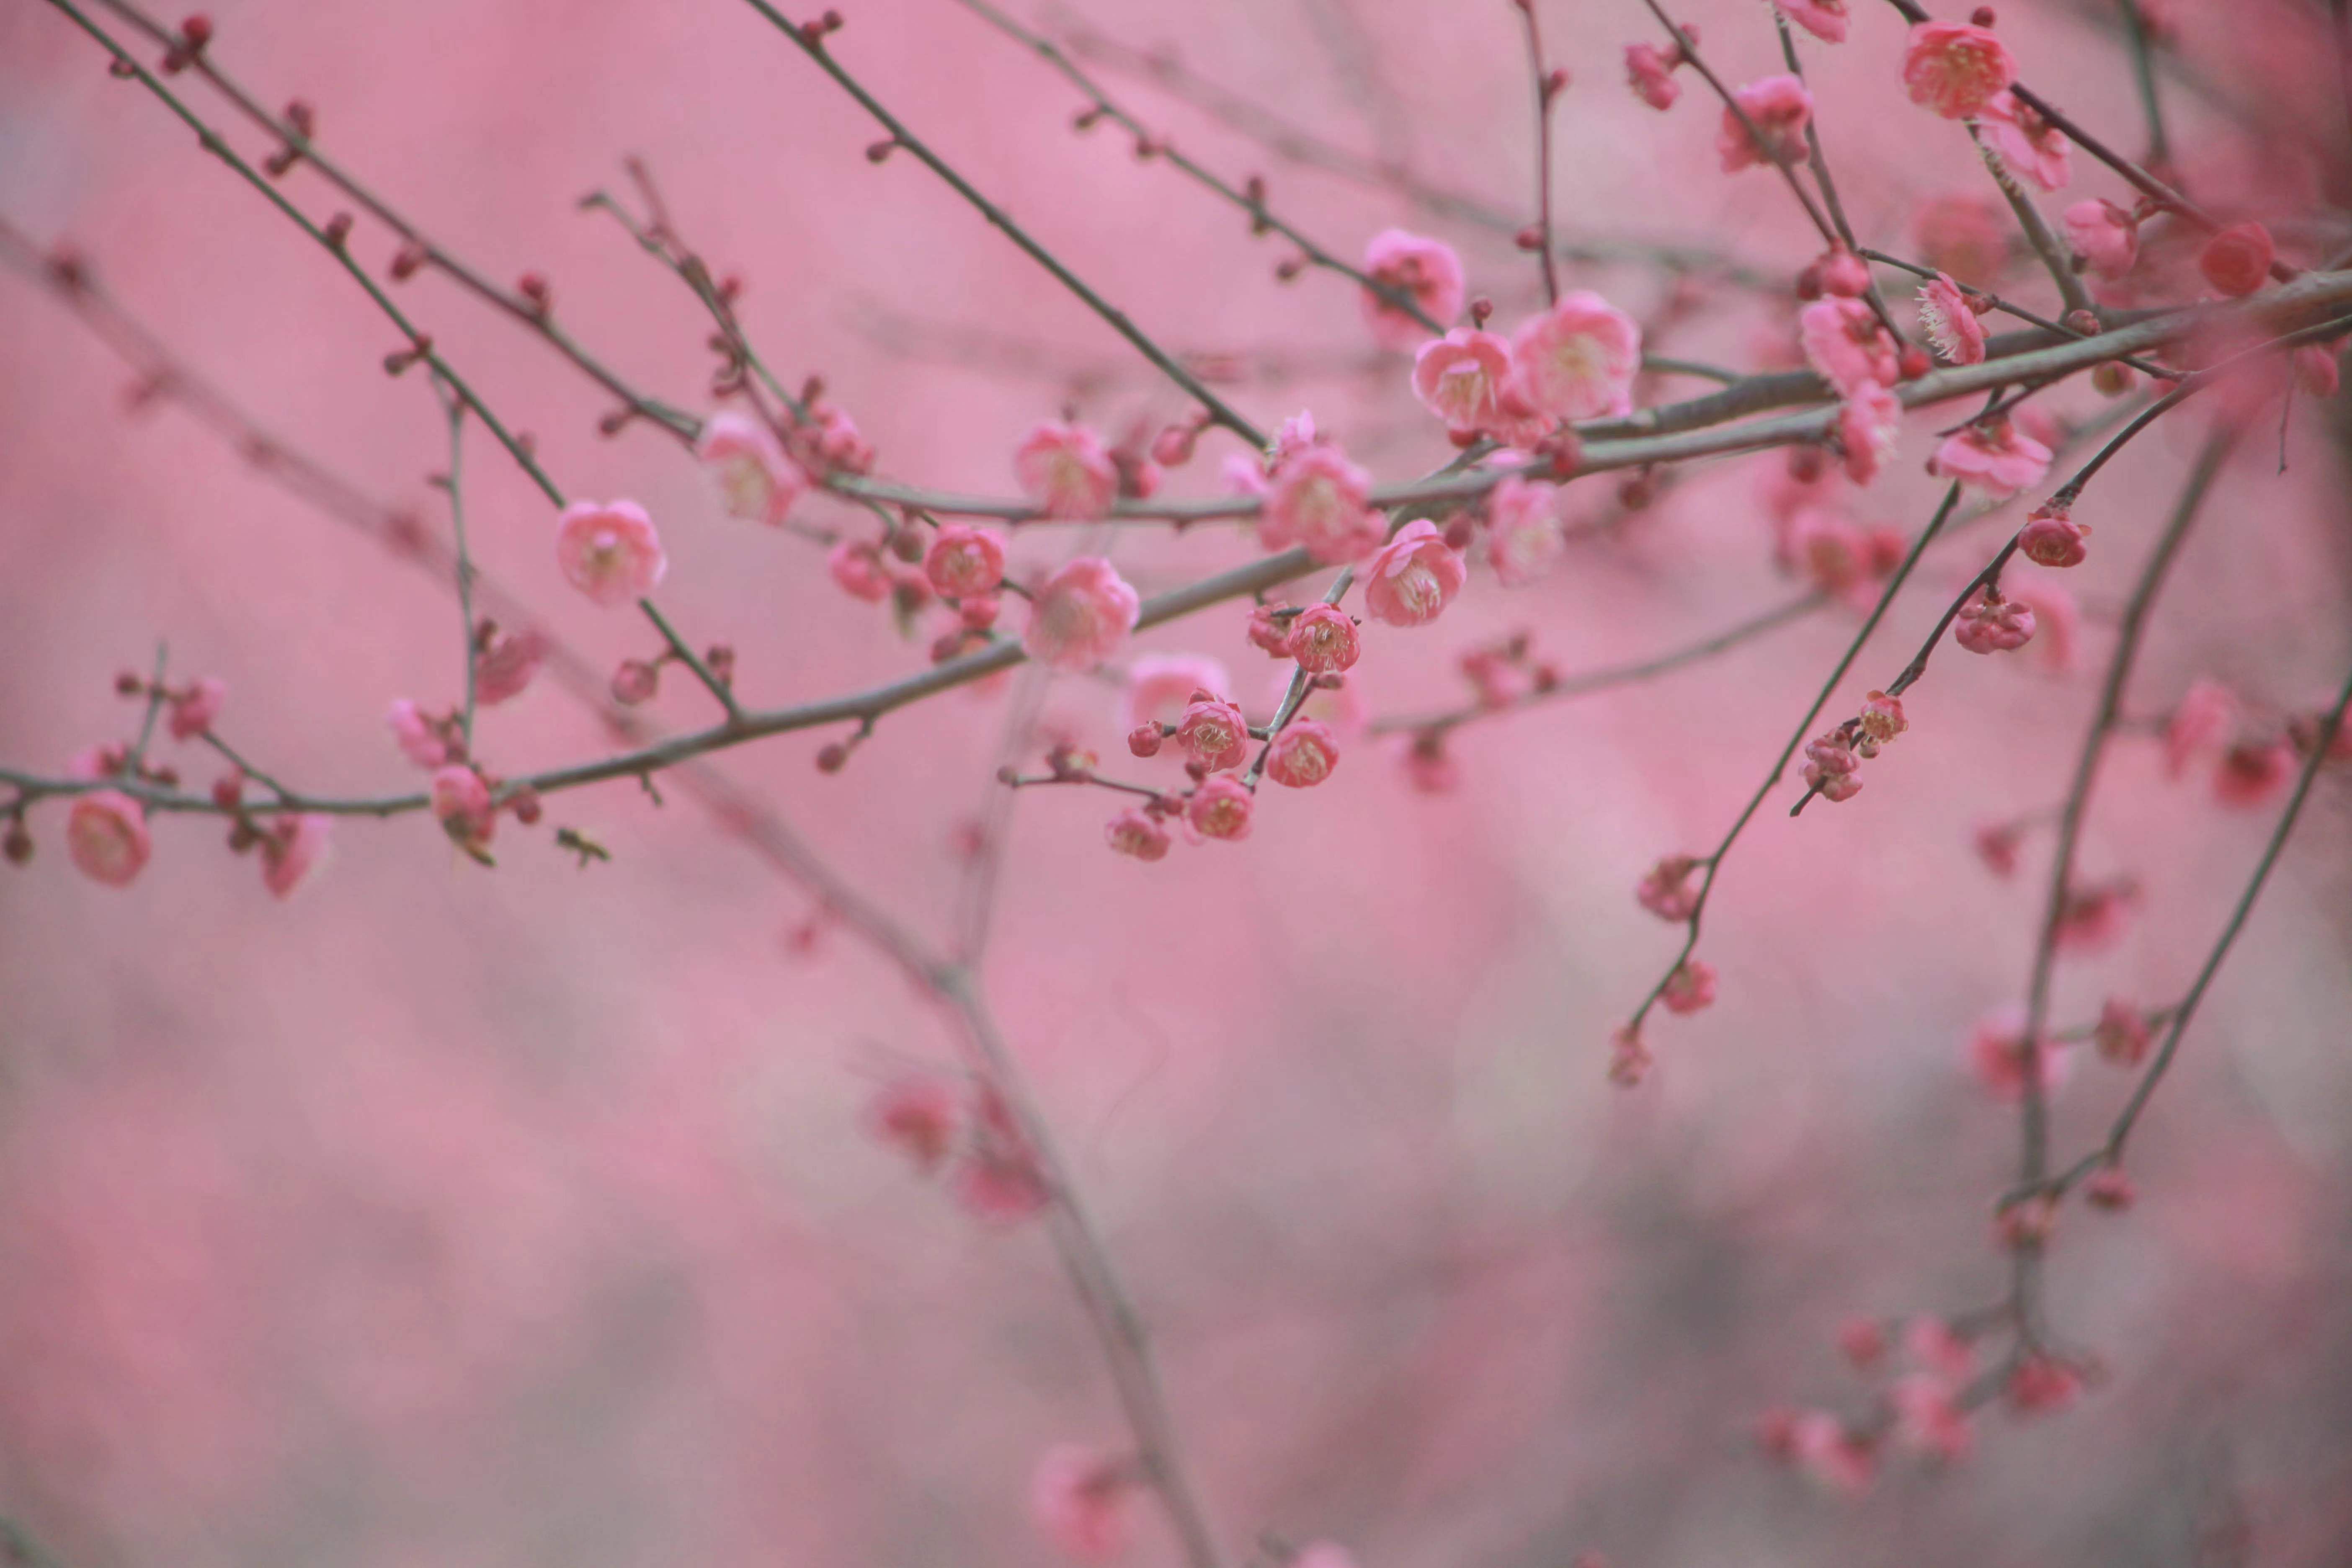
[1976, 91, 2070, 191]
[1718, 75, 1813, 173]
[555, 499, 667, 606]
[1412, 328, 1520, 439]
[2215, 739, 2294, 807]
[1029, 1445, 1134, 1563]
[827, 539, 892, 603]
[2095, 998, 2153, 1067]
[1121, 653, 1233, 732]
[386, 699, 455, 769]
[1953, 586, 2036, 654]
[2199, 222, 2274, 297]
[430, 765, 496, 849]
[1016, 421, 1119, 521]
[1916, 272, 1986, 365]
[1775, 0, 1849, 42]
[2006, 1355, 2083, 1415]
[1485, 476, 1566, 586]
[925, 523, 1009, 600]
[1929, 419, 2051, 496]
[1507, 291, 1642, 421]
[1265, 720, 1340, 787]
[1967, 1006, 2070, 1104]
[1287, 604, 1362, 674]
[166, 676, 225, 741]
[1264, 446, 1385, 564]
[1024, 558, 1140, 672]
[66, 789, 151, 887]
[2062, 199, 2139, 279]
[259, 813, 330, 900]
[1660, 959, 1717, 1014]
[1889, 1375, 1975, 1463]
[474, 627, 547, 706]
[1104, 809, 1172, 862]
[1175, 695, 1251, 772]
[2018, 505, 2088, 567]
[1836, 382, 1903, 485]
[1188, 776, 1254, 841]
[1800, 297, 1898, 398]
[1789, 1411, 1874, 1496]
[1361, 229, 1465, 349]
[1638, 854, 1702, 921]
[695, 410, 807, 526]
[1902, 21, 2017, 119]
[1625, 42, 1681, 110]
[2164, 678, 2237, 778]
[1362, 520, 1468, 627]
[807, 403, 876, 475]
[1787, 509, 1877, 599]
[865, 1075, 961, 1174]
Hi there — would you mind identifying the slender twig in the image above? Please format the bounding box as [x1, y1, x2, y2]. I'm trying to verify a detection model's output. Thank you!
[1515, 0, 1562, 306]
[1970, 127, 2094, 319]
[1640, 0, 1840, 250]
[430, 377, 480, 748]
[1773, 12, 1909, 347]
[2115, 0, 2171, 167]
[123, 641, 171, 771]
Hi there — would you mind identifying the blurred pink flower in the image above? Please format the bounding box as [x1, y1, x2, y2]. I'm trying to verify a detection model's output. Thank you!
[387, 699, 455, 769]
[1264, 445, 1384, 564]
[473, 627, 546, 706]
[1362, 520, 1467, 628]
[66, 789, 151, 887]
[2215, 738, 2294, 807]
[1485, 476, 1565, 586]
[1800, 296, 1898, 397]
[258, 813, 330, 900]
[2062, 199, 2139, 280]
[166, 676, 225, 741]
[1967, 1006, 2070, 1104]
[925, 523, 1008, 600]
[1775, 0, 1849, 43]
[1121, 653, 1233, 732]
[2165, 678, 2237, 777]
[827, 539, 892, 603]
[1024, 558, 1140, 672]
[1360, 229, 1464, 349]
[1265, 720, 1340, 788]
[1625, 43, 1681, 110]
[1836, 383, 1903, 485]
[1976, 91, 2070, 191]
[695, 410, 806, 526]
[1717, 75, 1813, 173]
[866, 1075, 961, 1175]
[1104, 809, 1172, 862]
[1016, 421, 1118, 521]
[554, 500, 666, 606]
[1187, 776, 1253, 841]
[1507, 291, 1641, 421]
[1916, 272, 1986, 365]
[1930, 420, 2051, 496]
[1902, 21, 2016, 119]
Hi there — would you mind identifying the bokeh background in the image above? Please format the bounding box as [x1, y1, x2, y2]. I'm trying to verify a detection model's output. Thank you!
[4, 0, 2352, 1563]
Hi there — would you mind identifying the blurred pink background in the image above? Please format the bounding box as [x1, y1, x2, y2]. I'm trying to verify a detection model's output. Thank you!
[4, 0, 2352, 1563]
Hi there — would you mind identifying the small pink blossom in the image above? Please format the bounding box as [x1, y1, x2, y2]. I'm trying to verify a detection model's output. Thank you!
[1508, 292, 1642, 423]
[1105, 809, 1172, 862]
[1836, 383, 1903, 485]
[1816, 245, 1873, 298]
[2164, 678, 2237, 778]
[1361, 229, 1465, 349]
[2086, 1166, 2137, 1209]
[1024, 558, 1141, 672]
[2200, 222, 2274, 297]
[2062, 199, 2139, 280]
[1625, 42, 1681, 111]
[1265, 720, 1340, 787]
[2018, 505, 2089, 567]
[1718, 75, 1813, 174]
[1264, 446, 1385, 564]
[925, 523, 1009, 600]
[1904, 1316, 1977, 1385]
[166, 676, 225, 741]
[66, 789, 151, 887]
[2006, 1354, 2084, 1415]
[1929, 419, 2052, 497]
[1774, 0, 1849, 43]
[1485, 477, 1565, 586]
[1967, 1006, 2070, 1104]
[474, 627, 547, 706]
[555, 499, 667, 607]
[1187, 776, 1254, 841]
[1902, 21, 2017, 119]
[2095, 998, 2153, 1067]
[1287, 605, 1362, 675]
[1953, 586, 2037, 655]
[1660, 959, 1717, 1014]
[1638, 854, 1702, 921]
[1803, 730, 1862, 803]
[1016, 421, 1119, 521]
[1175, 695, 1251, 772]
[1029, 1445, 1134, 1563]
[1413, 329, 1544, 444]
[807, 403, 876, 475]
[2054, 881, 2136, 954]
[1976, 91, 2070, 191]
[1121, 654, 1234, 732]
[695, 410, 807, 526]
[430, 765, 496, 850]
[387, 699, 455, 769]
[827, 539, 893, 603]
[866, 1075, 961, 1173]
[1916, 272, 1986, 365]
[2215, 738, 2294, 807]
[1787, 509, 1877, 600]
[1859, 689, 1908, 751]
[1789, 1411, 1874, 1496]
[1362, 520, 1468, 628]
[1889, 1375, 1975, 1463]
[1607, 1023, 1651, 1086]
[1800, 297, 1898, 398]
[258, 813, 330, 900]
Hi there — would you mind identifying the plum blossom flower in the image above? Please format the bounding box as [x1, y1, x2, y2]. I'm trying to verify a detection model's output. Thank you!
[1929, 419, 2052, 496]
[1803, 730, 1862, 803]
[695, 410, 807, 526]
[1287, 605, 1362, 674]
[1638, 854, 1702, 921]
[1507, 291, 1643, 422]
[1916, 272, 1986, 365]
[430, 765, 496, 851]
[1264, 445, 1385, 564]
[1016, 421, 1118, 521]
[1718, 75, 1813, 173]
[1787, 509, 1879, 601]
[2018, 504, 2089, 567]
[66, 789, 151, 887]
[387, 699, 456, 769]
[2006, 1354, 2083, 1415]
[1902, 21, 2017, 119]
[1625, 42, 1682, 110]
[1889, 1375, 1975, 1463]
[1967, 1006, 2070, 1103]
[807, 403, 876, 475]
[1175, 695, 1251, 772]
[1412, 329, 1544, 444]
[1836, 382, 1903, 485]
[1362, 520, 1468, 627]
[258, 813, 330, 900]
[1104, 809, 1172, 862]
[2215, 738, 2294, 807]
[1485, 477, 1565, 586]
[2164, 678, 2237, 777]
[2199, 222, 2274, 297]
[1905, 1316, 1976, 1385]
[1029, 1445, 1134, 1562]
[1660, 959, 1717, 1014]
[866, 1075, 961, 1173]
[166, 677, 225, 741]
[1024, 558, 1140, 672]
[1265, 720, 1340, 787]
[1800, 296, 1898, 397]
[1360, 229, 1465, 349]
[827, 539, 892, 603]
[555, 500, 667, 606]
[2054, 881, 2136, 953]
[1187, 776, 1253, 840]
[1976, 91, 2070, 191]
[473, 627, 546, 706]
[2063, 199, 2139, 280]
[924, 523, 1008, 600]
[1789, 1411, 1875, 1496]
[1120, 653, 1233, 732]
[1774, 0, 1848, 43]
[1952, 586, 2036, 654]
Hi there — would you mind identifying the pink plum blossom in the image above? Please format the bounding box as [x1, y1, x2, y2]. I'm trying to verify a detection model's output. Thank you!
[924, 523, 1008, 600]
[1902, 21, 2017, 119]
[2018, 505, 2089, 567]
[1413, 329, 1544, 444]
[2200, 222, 2274, 297]
[1360, 229, 1465, 350]
[2063, 199, 2139, 280]
[695, 410, 807, 526]
[1104, 809, 1172, 862]
[1952, 586, 2037, 654]
[1024, 558, 1140, 672]
[1264, 445, 1385, 564]
[1976, 91, 2070, 191]
[1660, 959, 1717, 1014]
[1506, 291, 1642, 422]
[1836, 383, 1903, 485]
[165, 676, 224, 741]
[387, 698, 455, 769]
[1967, 1006, 2070, 1104]
[1265, 720, 1340, 787]
[827, 539, 892, 603]
[473, 627, 546, 706]
[1485, 476, 1565, 586]
[2096, 998, 2154, 1067]
[1718, 75, 1813, 173]
[1362, 520, 1468, 628]
[430, 766, 496, 850]
[66, 789, 151, 887]
[1287, 605, 1362, 674]
[2215, 738, 2294, 807]
[259, 813, 330, 900]
[1775, 0, 1849, 43]
[866, 1075, 961, 1174]
[1890, 1375, 1975, 1463]
[1638, 854, 1702, 921]
[2164, 678, 2237, 777]
[554, 499, 667, 606]
[1800, 297, 1898, 397]
[1929, 420, 2052, 496]
[1187, 776, 1254, 841]
[1916, 272, 1986, 365]
[1174, 695, 1251, 773]
[1016, 421, 1119, 521]
[1625, 42, 1681, 110]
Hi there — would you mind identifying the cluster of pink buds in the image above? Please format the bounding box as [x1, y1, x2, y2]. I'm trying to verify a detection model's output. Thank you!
[1805, 687, 1912, 807]
[868, 1075, 1052, 1222]
[1637, 853, 1703, 922]
[1952, 584, 2036, 654]
[1623, 26, 1697, 111]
